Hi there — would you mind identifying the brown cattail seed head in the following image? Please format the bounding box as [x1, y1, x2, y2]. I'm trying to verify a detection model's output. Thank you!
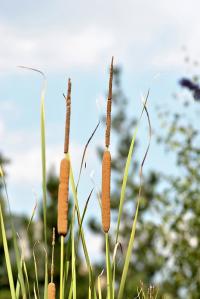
[101, 149, 111, 233]
[105, 57, 114, 148]
[64, 78, 71, 154]
[48, 282, 56, 299]
[57, 158, 70, 236]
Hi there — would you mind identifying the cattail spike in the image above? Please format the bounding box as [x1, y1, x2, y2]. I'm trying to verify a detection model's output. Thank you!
[101, 149, 111, 233]
[108, 56, 114, 100]
[105, 57, 114, 148]
[57, 158, 70, 236]
[64, 78, 71, 153]
[48, 282, 56, 299]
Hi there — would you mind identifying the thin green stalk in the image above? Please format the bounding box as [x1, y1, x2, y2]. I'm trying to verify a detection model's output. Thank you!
[23, 260, 31, 299]
[68, 283, 73, 299]
[34, 284, 38, 299]
[0, 204, 16, 299]
[97, 271, 103, 299]
[60, 235, 64, 299]
[43, 247, 48, 299]
[88, 288, 91, 299]
[33, 242, 40, 299]
[105, 233, 113, 299]
[71, 206, 76, 299]
[65, 260, 70, 284]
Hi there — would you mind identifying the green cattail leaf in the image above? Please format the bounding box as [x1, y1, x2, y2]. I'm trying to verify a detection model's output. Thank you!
[115, 92, 149, 243]
[41, 96, 47, 246]
[117, 93, 151, 299]
[19, 66, 48, 298]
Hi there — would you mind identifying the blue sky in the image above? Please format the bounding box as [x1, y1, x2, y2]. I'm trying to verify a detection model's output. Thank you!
[0, 0, 200, 231]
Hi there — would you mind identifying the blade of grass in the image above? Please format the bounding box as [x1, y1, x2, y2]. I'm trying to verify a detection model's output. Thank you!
[33, 241, 41, 299]
[43, 245, 48, 299]
[115, 92, 149, 243]
[18, 66, 47, 247]
[23, 260, 31, 299]
[41, 94, 47, 246]
[16, 232, 31, 299]
[27, 200, 38, 232]
[76, 121, 100, 191]
[0, 203, 16, 299]
[62, 260, 70, 298]
[117, 94, 151, 299]
[77, 189, 93, 245]
[18, 66, 48, 299]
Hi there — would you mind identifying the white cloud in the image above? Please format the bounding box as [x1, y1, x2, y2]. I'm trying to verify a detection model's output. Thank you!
[1, 0, 200, 73]
[0, 23, 114, 73]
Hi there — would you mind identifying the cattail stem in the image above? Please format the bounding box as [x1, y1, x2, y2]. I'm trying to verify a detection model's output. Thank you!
[105, 57, 114, 148]
[64, 79, 71, 154]
[48, 228, 56, 299]
[105, 233, 113, 299]
[59, 235, 64, 299]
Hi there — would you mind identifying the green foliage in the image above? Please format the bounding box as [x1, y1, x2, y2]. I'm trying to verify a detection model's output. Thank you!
[156, 102, 200, 298]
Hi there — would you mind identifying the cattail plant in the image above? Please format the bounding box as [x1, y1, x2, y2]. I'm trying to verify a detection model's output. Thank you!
[48, 228, 56, 299]
[57, 78, 72, 299]
[57, 78, 71, 236]
[102, 57, 114, 233]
